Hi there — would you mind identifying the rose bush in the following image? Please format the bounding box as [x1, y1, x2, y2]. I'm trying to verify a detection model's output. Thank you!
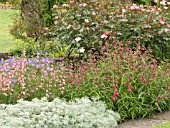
[48, 0, 170, 60]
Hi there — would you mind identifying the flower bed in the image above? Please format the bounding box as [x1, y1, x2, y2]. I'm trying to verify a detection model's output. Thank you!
[0, 42, 170, 121]
[0, 0, 170, 123]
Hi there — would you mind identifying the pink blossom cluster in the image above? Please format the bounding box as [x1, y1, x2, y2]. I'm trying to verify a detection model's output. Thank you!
[0, 53, 68, 101]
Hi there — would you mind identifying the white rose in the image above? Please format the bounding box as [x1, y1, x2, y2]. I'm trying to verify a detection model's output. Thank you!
[75, 37, 81, 42]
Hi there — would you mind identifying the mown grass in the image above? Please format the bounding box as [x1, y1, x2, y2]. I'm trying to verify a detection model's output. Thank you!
[0, 10, 18, 52]
[153, 121, 170, 128]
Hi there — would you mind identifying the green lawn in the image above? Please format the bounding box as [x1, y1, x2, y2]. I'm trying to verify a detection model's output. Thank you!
[0, 10, 18, 52]
[153, 121, 170, 128]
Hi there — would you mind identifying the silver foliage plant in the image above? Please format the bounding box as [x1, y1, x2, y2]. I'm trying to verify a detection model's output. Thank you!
[0, 97, 120, 128]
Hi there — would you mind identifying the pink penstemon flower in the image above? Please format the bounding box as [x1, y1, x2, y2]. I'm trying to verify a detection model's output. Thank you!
[112, 96, 118, 101]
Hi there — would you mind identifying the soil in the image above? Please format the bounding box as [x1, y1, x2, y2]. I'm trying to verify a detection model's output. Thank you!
[118, 110, 170, 128]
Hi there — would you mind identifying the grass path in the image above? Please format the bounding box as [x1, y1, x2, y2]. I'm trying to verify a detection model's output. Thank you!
[0, 10, 18, 52]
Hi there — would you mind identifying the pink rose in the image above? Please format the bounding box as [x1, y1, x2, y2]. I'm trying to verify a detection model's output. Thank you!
[70, 0, 74, 4]
[154, 0, 158, 3]
[53, 5, 58, 9]
[162, 17, 166, 22]
[167, 24, 170, 28]
[92, 11, 96, 15]
[44, 27, 48, 31]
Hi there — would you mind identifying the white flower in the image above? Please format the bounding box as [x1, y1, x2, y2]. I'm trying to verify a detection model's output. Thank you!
[101, 34, 107, 39]
[122, 9, 126, 13]
[55, 16, 58, 19]
[67, 24, 72, 29]
[62, 4, 70, 7]
[160, 21, 165, 24]
[79, 47, 85, 53]
[75, 37, 81, 42]
[160, 1, 166, 5]
[165, 28, 169, 33]
[158, 8, 162, 11]
[163, 6, 168, 10]
[83, 3, 87, 7]
[84, 19, 89, 23]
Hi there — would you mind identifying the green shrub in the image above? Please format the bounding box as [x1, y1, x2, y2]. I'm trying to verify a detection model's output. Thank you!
[49, 0, 170, 60]
[0, 97, 120, 128]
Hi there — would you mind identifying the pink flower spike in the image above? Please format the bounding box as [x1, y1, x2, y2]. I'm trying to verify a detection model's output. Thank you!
[114, 91, 119, 96]
[128, 88, 132, 92]
[71, 80, 75, 85]
[112, 96, 118, 101]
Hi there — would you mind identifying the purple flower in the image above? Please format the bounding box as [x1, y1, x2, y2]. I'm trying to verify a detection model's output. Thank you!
[12, 78, 17, 83]
[42, 58, 46, 62]
[45, 52, 48, 55]
[37, 64, 41, 68]
[37, 52, 40, 56]
[28, 59, 35, 66]
[28, 59, 32, 64]
[34, 58, 39, 63]
[1, 58, 4, 64]
[66, 52, 69, 56]
[46, 58, 50, 64]
[59, 57, 63, 61]
[47, 66, 51, 71]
